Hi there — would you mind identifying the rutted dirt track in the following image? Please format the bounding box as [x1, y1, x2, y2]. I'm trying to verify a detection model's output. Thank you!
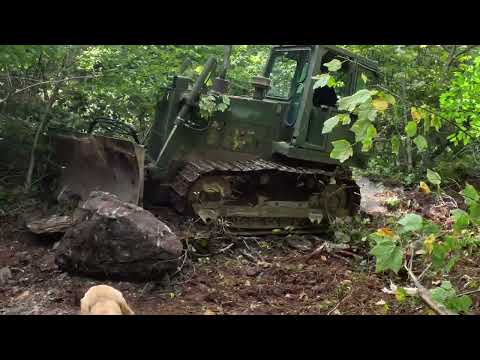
[1, 178, 479, 315]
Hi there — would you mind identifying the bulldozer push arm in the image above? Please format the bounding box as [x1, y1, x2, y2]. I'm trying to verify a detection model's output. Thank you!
[153, 56, 218, 168]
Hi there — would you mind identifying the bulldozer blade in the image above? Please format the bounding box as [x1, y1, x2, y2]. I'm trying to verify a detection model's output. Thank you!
[50, 134, 145, 205]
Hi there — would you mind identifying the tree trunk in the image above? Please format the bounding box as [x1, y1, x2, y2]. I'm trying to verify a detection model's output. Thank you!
[24, 115, 49, 192]
[401, 80, 413, 172]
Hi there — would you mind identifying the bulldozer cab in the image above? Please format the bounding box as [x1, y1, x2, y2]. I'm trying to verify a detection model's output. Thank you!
[265, 45, 379, 167]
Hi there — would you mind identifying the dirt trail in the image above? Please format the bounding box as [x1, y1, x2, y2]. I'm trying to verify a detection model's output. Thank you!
[0, 177, 477, 315]
[356, 176, 403, 215]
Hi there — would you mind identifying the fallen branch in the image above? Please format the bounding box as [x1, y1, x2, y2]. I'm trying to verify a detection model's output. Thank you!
[304, 243, 327, 261]
[336, 249, 363, 260]
[217, 243, 234, 254]
[327, 293, 351, 315]
[240, 249, 259, 263]
[459, 288, 480, 297]
[404, 264, 457, 316]
[304, 241, 356, 262]
[417, 263, 432, 282]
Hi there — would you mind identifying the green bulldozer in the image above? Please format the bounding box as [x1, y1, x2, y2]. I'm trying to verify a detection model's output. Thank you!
[50, 45, 379, 231]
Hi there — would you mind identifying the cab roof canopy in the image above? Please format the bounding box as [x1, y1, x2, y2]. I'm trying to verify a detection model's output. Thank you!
[272, 45, 379, 72]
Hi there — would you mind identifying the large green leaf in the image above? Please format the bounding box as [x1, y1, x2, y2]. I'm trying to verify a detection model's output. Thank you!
[330, 140, 353, 163]
[384, 93, 396, 105]
[363, 125, 377, 151]
[369, 237, 404, 273]
[338, 89, 372, 112]
[358, 109, 378, 122]
[351, 120, 374, 142]
[324, 59, 342, 72]
[469, 203, 480, 223]
[414, 135, 428, 152]
[313, 74, 331, 90]
[322, 116, 340, 134]
[405, 121, 417, 138]
[398, 213, 423, 232]
[427, 169, 441, 186]
[462, 183, 479, 207]
[451, 209, 470, 231]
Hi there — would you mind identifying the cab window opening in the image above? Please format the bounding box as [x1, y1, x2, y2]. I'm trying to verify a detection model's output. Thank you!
[266, 50, 310, 100]
[312, 53, 351, 108]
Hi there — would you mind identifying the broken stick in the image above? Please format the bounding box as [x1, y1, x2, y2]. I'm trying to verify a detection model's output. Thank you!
[404, 265, 457, 316]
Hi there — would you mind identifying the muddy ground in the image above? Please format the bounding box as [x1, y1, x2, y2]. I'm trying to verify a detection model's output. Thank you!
[1, 178, 480, 315]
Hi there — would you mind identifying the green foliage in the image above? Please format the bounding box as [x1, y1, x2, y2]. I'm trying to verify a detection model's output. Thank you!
[405, 121, 417, 138]
[369, 234, 404, 273]
[414, 135, 428, 152]
[338, 89, 372, 112]
[398, 213, 423, 232]
[324, 59, 342, 72]
[320, 60, 399, 163]
[391, 136, 401, 155]
[440, 56, 480, 145]
[327, 45, 480, 180]
[322, 114, 352, 134]
[462, 183, 479, 206]
[449, 182, 480, 231]
[385, 197, 401, 210]
[198, 94, 230, 119]
[427, 169, 442, 186]
[368, 183, 480, 277]
[330, 140, 353, 163]
[313, 74, 332, 90]
[430, 281, 472, 314]
[451, 209, 470, 231]
[322, 116, 340, 134]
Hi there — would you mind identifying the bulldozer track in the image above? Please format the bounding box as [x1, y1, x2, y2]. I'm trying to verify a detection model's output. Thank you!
[173, 159, 338, 196]
[171, 159, 361, 230]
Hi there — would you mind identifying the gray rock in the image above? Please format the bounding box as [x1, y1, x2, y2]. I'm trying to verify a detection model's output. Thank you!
[55, 191, 183, 280]
[0, 267, 12, 285]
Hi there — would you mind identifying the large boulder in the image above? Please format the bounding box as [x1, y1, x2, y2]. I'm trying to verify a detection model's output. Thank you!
[54, 191, 182, 280]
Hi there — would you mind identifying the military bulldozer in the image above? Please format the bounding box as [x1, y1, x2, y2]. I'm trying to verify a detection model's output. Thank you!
[50, 45, 379, 231]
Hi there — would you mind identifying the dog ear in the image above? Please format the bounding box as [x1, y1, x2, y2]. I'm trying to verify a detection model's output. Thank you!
[119, 301, 135, 315]
[79, 297, 91, 315]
